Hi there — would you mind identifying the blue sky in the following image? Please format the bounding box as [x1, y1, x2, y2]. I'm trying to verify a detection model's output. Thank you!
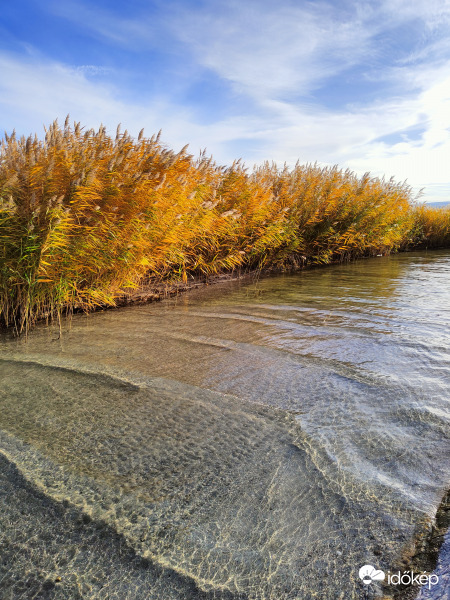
[1, 0, 450, 202]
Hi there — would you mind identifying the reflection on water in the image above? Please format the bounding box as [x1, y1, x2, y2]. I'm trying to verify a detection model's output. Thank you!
[0, 251, 449, 599]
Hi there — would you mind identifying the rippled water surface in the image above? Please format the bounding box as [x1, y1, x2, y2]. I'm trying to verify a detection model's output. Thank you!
[1, 251, 449, 599]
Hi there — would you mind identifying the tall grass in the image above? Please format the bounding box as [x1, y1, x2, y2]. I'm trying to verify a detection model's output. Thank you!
[0, 119, 447, 332]
[404, 204, 450, 249]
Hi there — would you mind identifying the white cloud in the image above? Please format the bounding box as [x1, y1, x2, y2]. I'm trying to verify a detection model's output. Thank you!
[378, 0, 450, 30]
[172, 0, 372, 99]
[164, 0, 450, 198]
[0, 51, 191, 147]
[0, 52, 124, 132]
[75, 65, 113, 77]
[343, 67, 450, 197]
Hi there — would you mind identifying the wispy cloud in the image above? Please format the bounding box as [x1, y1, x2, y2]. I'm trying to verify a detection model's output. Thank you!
[169, 1, 370, 98]
[0, 50, 191, 146]
[0, 51, 127, 130]
[46, 1, 160, 49]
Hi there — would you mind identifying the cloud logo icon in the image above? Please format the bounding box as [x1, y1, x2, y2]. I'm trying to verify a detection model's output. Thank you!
[359, 565, 385, 585]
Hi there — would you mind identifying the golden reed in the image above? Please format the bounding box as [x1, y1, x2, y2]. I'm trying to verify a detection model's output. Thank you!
[1, 119, 449, 332]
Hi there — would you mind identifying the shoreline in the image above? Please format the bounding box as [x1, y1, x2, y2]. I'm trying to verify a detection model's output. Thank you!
[392, 488, 450, 599]
[75, 253, 378, 313]
[3, 248, 449, 335]
[84, 247, 450, 313]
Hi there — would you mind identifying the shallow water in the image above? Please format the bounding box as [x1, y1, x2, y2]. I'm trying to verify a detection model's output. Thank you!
[0, 251, 449, 599]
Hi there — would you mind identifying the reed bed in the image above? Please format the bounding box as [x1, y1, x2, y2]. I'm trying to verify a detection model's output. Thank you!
[405, 204, 450, 249]
[0, 119, 448, 332]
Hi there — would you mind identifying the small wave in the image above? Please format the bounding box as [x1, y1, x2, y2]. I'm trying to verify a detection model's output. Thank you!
[0, 355, 142, 392]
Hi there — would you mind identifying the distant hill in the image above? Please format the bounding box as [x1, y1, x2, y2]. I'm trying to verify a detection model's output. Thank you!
[425, 201, 450, 208]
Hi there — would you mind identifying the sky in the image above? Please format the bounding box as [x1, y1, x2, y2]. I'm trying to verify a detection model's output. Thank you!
[1, 0, 450, 203]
